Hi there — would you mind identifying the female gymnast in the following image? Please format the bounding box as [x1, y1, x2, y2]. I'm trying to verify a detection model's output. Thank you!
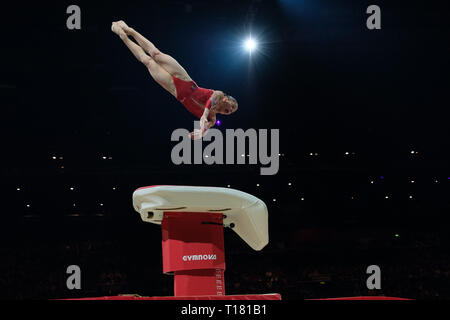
[111, 21, 238, 139]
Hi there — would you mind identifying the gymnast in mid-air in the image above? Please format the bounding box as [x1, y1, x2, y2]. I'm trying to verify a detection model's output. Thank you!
[111, 20, 238, 139]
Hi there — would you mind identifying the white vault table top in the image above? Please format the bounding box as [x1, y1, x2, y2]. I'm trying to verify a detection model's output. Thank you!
[132, 185, 269, 251]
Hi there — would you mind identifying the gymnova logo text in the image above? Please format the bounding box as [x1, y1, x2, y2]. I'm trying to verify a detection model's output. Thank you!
[183, 254, 217, 262]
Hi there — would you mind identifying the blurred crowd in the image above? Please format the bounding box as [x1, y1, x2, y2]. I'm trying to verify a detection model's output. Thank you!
[1, 232, 449, 300]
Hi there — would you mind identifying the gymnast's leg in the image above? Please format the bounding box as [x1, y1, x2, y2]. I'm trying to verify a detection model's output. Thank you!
[112, 22, 177, 98]
[116, 21, 192, 81]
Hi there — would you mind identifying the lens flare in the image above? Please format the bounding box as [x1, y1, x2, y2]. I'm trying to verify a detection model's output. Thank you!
[244, 37, 257, 52]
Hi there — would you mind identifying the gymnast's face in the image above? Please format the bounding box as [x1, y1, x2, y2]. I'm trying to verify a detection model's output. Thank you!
[216, 95, 238, 115]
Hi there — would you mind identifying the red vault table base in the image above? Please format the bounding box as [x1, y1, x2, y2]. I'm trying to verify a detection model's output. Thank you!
[162, 212, 226, 297]
[174, 268, 225, 297]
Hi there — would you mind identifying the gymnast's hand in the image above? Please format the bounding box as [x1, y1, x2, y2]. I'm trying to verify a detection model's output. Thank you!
[200, 115, 210, 132]
[189, 116, 210, 140]
[189, 129, 206, 140]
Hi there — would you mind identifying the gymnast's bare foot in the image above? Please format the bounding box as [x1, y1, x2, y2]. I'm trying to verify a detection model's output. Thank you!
[116, 20, 133, 35]
[111, 22, 127, 39]
[111, 22, 122, 35]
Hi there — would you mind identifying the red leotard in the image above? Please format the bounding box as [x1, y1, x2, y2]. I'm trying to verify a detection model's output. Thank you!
[172, 75, 214, 119]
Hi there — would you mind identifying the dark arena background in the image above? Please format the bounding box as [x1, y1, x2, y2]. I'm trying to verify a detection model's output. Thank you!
[1, 0, 449, 303]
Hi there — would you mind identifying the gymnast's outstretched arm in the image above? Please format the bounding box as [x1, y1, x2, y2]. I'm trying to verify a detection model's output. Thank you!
[188, 94, 221, 139]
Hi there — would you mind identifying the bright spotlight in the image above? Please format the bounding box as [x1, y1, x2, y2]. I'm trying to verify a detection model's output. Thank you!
[244, 37, 257, 52]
